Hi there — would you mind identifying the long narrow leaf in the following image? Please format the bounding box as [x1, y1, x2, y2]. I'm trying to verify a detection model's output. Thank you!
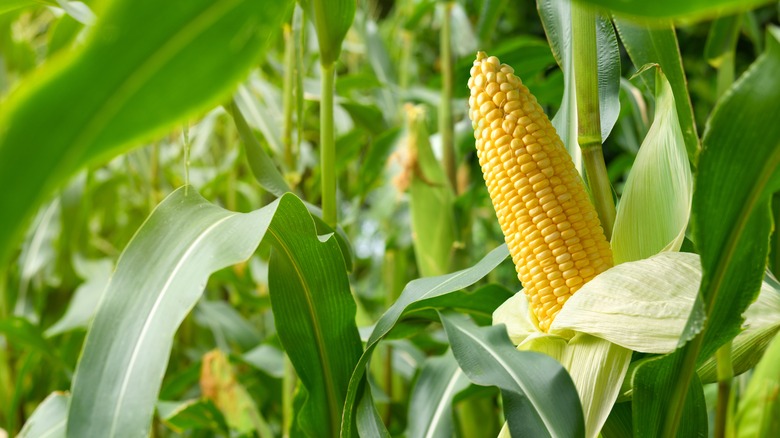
[407, 350, 470, 438]
[0, 0, 293, 265]
[267, 193, 363, 437]
[67, 188, 284, 437]
[441, 313, 584, 438]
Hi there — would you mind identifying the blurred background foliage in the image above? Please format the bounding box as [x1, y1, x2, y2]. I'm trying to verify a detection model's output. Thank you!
[0, 0, 778, 436]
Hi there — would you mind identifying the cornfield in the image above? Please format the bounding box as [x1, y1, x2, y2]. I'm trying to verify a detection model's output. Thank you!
[1, 0, 779, 437]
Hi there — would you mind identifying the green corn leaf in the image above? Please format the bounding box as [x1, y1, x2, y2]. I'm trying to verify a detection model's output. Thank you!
[632, 353, 708, 437]
[267, 190, 363, 437]
[67, 188, 284, 437]
[611, 69, 693, 264]
[0, 0, 293, 265]
[18, 392, 68, 438]
[441, 312, 585, 438]
[579, 0, 772, 21]
[734, 332, 780, 437]
[407, 350, 470, 438]
[340, 245, 509, 437]
[694, 25, 780, 359]
[300, 0, 355, 67]
[613, 18, 700, 164]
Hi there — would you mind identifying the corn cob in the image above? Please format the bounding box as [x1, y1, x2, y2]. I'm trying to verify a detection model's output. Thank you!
[468, 52, 613, 332]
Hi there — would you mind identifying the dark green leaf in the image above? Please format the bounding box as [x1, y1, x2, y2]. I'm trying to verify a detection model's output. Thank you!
[0, 0, 293, 264]
[694, 26, 780, 358]
[267, 194, 363, 437]
[441, 313, 585, 438]
[632, 352, 708, 437]
[157, 399, 229, 435]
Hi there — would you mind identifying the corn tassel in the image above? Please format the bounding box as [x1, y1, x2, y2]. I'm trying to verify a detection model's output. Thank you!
[468, 52, 613, 331]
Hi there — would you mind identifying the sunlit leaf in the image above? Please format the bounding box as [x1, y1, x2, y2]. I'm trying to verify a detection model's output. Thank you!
[300, 0, 355, 66]
[580, 0, 772, 21]
[18, 392, 68, 438]
[611, 69, 693, 264]
[551, 252, 704, 354]
[734, 331, 780, 437]
[0, 0, 293, 264]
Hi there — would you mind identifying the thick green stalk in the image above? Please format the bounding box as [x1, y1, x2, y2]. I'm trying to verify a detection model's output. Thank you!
[282, 23, 296, 171]
[572, 2, 616, 238]
[320, 62, 337, 227]
[715, 343, 734, 438]
[439, 2, 456, 191]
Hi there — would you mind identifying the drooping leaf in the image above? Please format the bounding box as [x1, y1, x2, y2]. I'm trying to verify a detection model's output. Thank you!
[611, 69, 693, 264]
[0, 0, 293, 264]
[67, 188, 285, 437]
[613, 18, 700, 163]
[45, 257, 113, 337]
[194, 300, 262, 352]
[341, 245, 510, 437]
[580, 0, 772, 21]
[551, 252, 705, 354]
[407, 350, 470, 438]
[441, 312, 585, 438]
[267, 194, 363, 437]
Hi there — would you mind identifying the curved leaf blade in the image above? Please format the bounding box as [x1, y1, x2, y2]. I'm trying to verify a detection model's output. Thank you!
[18, 392, 68, 438]
[407, 350, 470, 438]
[340, 245, 510, 437]
[267, 195, 363, 437]
[579, 0, 771, 21]
[441, 312, 585, 438]
[67, 188, 283, 437]
[0, 0, 293, 264]
[301, 0, 355, 66]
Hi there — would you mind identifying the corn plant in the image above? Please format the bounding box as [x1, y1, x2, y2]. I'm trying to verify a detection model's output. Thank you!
[1, 0, 779, 437]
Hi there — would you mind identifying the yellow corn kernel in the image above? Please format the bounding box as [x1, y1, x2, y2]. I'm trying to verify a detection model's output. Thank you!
[467, 52, 613, 332]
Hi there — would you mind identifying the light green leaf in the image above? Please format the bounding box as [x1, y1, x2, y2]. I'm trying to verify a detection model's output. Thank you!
[194, 300, 262, 352]
[407, 350, 470, 438]
[441, 312, 585, 438]
[611, 69, 693, 264]
[67, 188, 284, 437]
[18, 392, 68, 438]
[45, 257, 113, 337]
[0, 0, 293, 265]
[613, 18, 700, 163]
[406, 105, 457, 277]
[580, 0, 772, 21]
[735, 331, 780, 437]
[550, 252, 704, 354]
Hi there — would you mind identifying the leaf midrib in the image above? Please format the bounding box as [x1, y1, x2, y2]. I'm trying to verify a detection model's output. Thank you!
[108, 213, 238, 437]
[269, 227, 340, 436]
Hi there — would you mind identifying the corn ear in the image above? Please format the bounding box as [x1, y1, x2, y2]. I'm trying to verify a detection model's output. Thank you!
[468, 51, 612, 331]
